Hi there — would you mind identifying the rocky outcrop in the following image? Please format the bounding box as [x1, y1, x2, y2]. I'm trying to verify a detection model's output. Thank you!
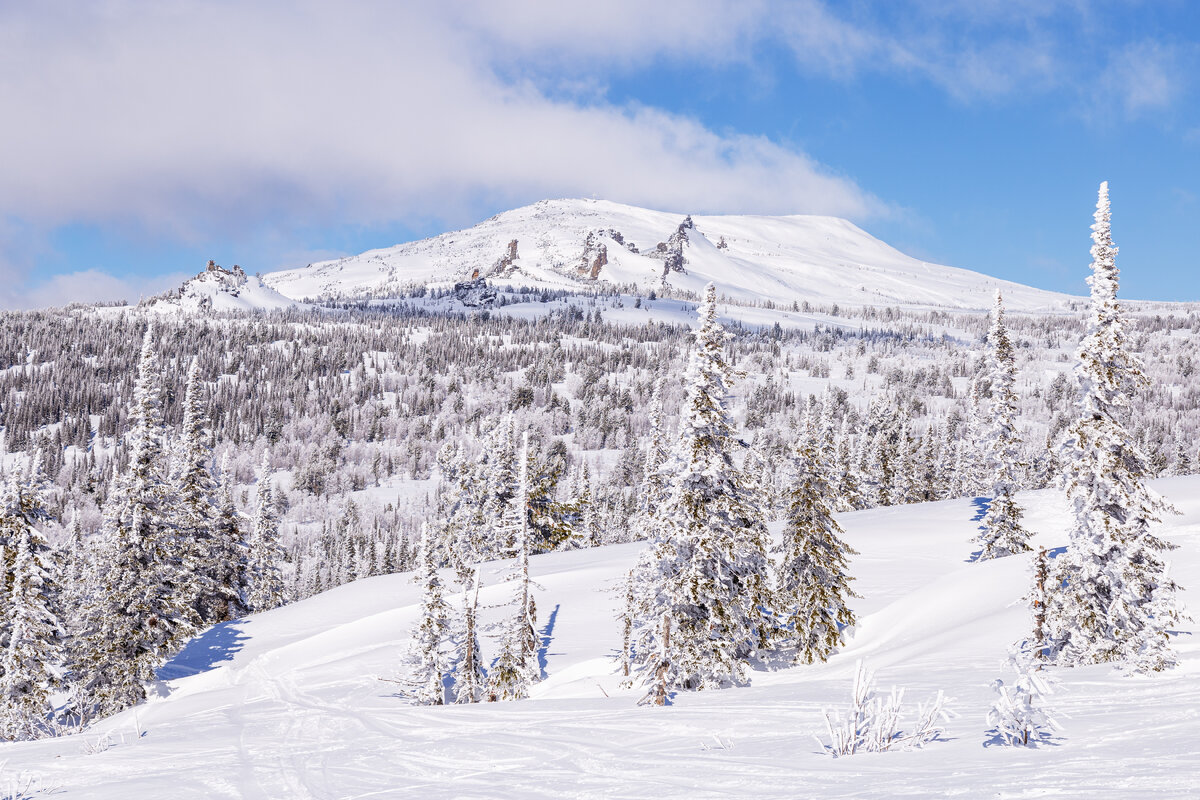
[655, 216, 693, 278]
[483, 240, 520, 278]
[577, 232, 609, 279]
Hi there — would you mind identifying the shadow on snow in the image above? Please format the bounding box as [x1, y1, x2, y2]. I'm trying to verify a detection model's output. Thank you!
[158, 620, 250, 681]
[538, 604, 561, 680]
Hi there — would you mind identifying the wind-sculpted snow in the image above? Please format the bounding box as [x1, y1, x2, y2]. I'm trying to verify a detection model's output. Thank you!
[5, 480, 1200, 797]
[263, 198, 1075, 312]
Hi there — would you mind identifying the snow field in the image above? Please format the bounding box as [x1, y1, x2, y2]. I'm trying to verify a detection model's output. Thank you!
[5, 479, 1200, 798]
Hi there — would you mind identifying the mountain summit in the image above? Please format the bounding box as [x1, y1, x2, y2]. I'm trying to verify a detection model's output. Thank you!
[263, 199, 1073, 312]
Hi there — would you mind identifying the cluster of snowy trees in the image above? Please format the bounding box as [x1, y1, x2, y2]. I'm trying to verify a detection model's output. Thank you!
[397, 433, 543, 704]
[621, 284, 858, 699]
[0, 331, 284, 739]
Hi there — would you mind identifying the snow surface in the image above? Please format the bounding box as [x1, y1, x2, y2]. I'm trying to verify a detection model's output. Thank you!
[6, 479, 1200, 797]
[263, 199, 1076, 313]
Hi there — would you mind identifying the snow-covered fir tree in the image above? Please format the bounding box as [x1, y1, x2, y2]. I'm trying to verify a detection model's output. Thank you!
[175, 360, 222, 622]
[210, 452, 250, 621]
[487, 431, 540, 701]
[575, 464, 600, 548]
[629, 282, 771, 692]
[77, 330, 199, 718]
[247, 452, 285, 613]
[1047, 182, 1184, 671]
[975, 290, 1033, 560]
[404, 524, 449, 705]
[774, 414, 858, 664]
[960, 370, 987, 497]
[454, 566, 486, 704]
[0, 465, 64, 741]
[638, 377, 668, 515]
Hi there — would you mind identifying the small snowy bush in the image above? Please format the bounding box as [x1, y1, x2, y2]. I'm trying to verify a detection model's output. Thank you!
[986, 662, 1060, 747]
[819, 660, 951, 757]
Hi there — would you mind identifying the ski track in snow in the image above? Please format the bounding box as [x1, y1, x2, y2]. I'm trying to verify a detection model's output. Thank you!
[6, 481, 1200, 797]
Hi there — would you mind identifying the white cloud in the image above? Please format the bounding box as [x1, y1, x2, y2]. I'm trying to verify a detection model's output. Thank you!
[0, 0, 883, 292]
[1098, 41, 1181, 116]
[0, 266, 190, 311]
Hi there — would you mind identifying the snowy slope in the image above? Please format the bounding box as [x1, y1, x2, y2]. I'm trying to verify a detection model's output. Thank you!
[6, 479, 1200, 798]
[264, 199, 1076, 312]
[145, 264, 302, 314]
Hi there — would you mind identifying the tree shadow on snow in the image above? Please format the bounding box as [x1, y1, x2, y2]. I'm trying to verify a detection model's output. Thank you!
[982, 730, 1064, 749]
[157, 621, 250, 680]
[965, 497, 990, 563]
[538, 604, 561, 680]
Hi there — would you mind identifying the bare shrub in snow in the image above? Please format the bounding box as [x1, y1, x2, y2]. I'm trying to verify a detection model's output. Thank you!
[819, 660, 951, 757]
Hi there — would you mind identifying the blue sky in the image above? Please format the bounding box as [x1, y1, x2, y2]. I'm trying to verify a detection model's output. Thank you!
[1, 1, 1198, 307]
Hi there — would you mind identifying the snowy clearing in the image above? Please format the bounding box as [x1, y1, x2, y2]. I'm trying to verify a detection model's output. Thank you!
[5, 478, 1199, 798]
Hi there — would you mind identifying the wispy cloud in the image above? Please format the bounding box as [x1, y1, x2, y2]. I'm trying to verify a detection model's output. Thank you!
[1097, 41, 1182, 117]
[771, 0, 1195, 115]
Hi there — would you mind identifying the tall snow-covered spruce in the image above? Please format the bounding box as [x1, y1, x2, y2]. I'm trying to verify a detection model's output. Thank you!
[0, 464, 64, 740]
[404, 524, 449, 705]
[974, 290, 1032, 560]
[211, 452, 250, 621]
[174, 360, 222, 622]
[774, 409, 858, 664]
[1047, 182, 1183, 671]
[486, 431, 540, 701]
[629, 283, 771, 694]
[247, 452, 285, 613]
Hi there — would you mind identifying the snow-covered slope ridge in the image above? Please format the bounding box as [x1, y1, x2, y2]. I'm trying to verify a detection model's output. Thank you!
[146, 261, 301, 313]
[8, 478, 1200, 798]
[264, 198, 1074, 312]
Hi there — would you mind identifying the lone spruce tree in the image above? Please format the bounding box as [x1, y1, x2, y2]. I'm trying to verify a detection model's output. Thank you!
[406, 524, 449, 705]
[247, 452, 285, 613]
[487, 431, 540, 701]
[1048, 182, 1183, 670]
[975, 290, 1033, 560]
[211, 452, 250, 620]
[454, 566, 486, 704]
[630, 283, 771, 692]
[0, 465, 64, 741]
[775, 413, 858, 664]
[175, 360, 222, 622]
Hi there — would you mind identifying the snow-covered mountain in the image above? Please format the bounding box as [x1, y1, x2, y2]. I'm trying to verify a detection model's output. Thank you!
[145, 261, 302, 314]
[264, 199, 1075, 312]
[8, 479, 1200, 797]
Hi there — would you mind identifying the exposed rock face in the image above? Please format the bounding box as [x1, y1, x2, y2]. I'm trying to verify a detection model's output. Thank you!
[452, 277, 496, 306]
[486, 239, 520, 278]
[589, 244, 607, 279]
[577, 232, 609, 279]
[661, 217, 691, 276]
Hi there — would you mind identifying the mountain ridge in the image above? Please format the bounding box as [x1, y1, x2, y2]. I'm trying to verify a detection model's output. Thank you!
[261, 198, 1077, 313]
